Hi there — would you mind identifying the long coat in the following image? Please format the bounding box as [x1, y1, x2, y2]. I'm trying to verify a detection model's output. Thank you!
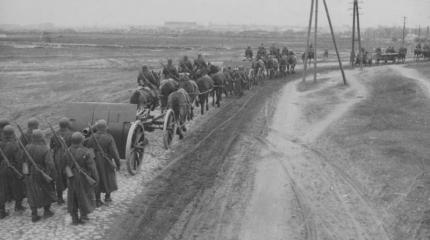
[24, 142, 57, 208]
[85, 131, 120, 194]
[0, 138, 25, 205]
[66, 144, 98, 215]
[50, 128, 72, 193]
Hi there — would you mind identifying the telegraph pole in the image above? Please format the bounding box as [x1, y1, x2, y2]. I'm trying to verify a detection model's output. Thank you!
[355, 0, 363, 70]
[402, 17, 407, 46]
[351, 0, 356, 66]
[314, 0, 319, 82]
[303, 0, 346, 85]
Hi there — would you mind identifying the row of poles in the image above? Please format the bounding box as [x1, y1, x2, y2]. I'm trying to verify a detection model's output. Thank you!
[302, 0, 361, 85]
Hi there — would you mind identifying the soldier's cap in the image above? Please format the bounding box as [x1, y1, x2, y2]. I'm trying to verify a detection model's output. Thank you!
[28, 118, 39, 129]
[59, 117, 70, 129]
[71, 132, 84, 145]
[95, 119, 107, 131]
[0, 119, 9, 129]
[2, 125, 15, 136]
[32, 129, 44, 142]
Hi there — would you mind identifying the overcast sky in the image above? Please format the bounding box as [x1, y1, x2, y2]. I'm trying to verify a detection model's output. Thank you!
[0, 0, 429, 28]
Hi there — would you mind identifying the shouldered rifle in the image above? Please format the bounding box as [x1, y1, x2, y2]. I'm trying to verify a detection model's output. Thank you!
[47, 122, 96, 186]
[88, 124, 117, 171]
[16, 123, 28, 144]
[17, 138, 53, 183]
[0, 147, 23, 179]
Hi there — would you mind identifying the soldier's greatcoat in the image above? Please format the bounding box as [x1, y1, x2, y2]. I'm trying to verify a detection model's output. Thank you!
[24, 139, 57, 208]
[50, 128, 72, 193]
[66, 144, 98, 215]
[0, 136, 25, 206]
[85, 131, 120, 194]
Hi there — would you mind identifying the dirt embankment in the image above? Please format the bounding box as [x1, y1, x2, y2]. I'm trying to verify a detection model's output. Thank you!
[314, 64, 430, 239]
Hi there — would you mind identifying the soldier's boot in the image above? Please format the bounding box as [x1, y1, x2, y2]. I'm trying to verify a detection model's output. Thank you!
[0, 204, 9, 219]
[104, 193, 112, 203]
[14, 199, 26, 212]
[57, 190, 65, 205]
[96, 193, 104, 207]
[80, 209, 89, 222]
[71, 213, 82, 225]
[31, 208, 41, 222]
[43, 205, 54, 218]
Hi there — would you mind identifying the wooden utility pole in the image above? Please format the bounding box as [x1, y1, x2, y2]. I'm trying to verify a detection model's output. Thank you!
[322, 0, 347, 84]
[314, 0, 319, 82]
[402, 17, 407, 46]
[302, 0, 315, 82]
[355, 0, 363, 70]
[351, 1, 356, 66]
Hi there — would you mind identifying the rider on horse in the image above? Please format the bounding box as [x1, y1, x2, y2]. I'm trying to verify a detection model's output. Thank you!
[137, 65, 160, 109]
[163, 59, 179, 80]
[245, 46, 253, 60]
[179, 55, 194, 74]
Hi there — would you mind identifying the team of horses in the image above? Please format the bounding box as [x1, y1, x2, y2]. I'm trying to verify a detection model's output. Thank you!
[129, 57, 292, 139]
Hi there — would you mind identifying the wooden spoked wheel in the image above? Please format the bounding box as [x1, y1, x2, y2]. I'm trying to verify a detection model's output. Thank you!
[163, 109, 176, 149]
[125, 121, 145, 175]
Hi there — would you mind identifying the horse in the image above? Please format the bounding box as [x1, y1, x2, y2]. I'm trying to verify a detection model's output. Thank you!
[167, 88, 192, 139]
[159, 79, 179, 112]
[178, 76, 199, 117]
[195, 75, 214, 115]
[287, 52, 297, 74]
[223, 69, 234, 96]
[398, 47, 407, 64]
[279, 55, 288, 77]
[130, 87, 159, 115]
[210, 72, 226, 107]
[252, 59, 266, 85]
[302, 51, 314, 64]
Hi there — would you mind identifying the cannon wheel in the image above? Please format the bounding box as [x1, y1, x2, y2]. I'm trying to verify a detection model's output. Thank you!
[125, 121, 145, 175]
[163, 109, 176, 149]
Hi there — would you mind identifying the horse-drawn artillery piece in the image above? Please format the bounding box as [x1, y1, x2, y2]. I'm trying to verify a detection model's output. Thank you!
[374, 47, 407, 64]
[65, 101, 178, 175]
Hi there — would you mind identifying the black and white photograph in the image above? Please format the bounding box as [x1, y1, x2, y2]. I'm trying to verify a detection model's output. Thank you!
[1, 0, 430, 239]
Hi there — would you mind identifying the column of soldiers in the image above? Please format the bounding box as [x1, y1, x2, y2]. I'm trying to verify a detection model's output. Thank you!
[0, 117, 120, 225]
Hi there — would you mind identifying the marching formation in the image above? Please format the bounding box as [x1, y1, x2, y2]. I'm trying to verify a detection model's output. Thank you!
[0, 118, 120, 225]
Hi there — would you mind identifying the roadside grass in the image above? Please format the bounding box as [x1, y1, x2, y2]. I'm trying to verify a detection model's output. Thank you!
[315, 65, 430, 239]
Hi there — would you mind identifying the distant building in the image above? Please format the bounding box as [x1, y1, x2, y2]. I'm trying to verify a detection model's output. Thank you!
[164, 21, 198, 30]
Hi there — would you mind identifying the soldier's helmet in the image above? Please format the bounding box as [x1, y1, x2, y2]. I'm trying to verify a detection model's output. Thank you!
[32, 129, 44, 143]
[0, 119, 9, 129]
[3, 125, 15, 137]
[28, 118, 39, 129]
[95, 119, 107, 131]
[71, 132, 84, 145]
[59, 117, 70, 129]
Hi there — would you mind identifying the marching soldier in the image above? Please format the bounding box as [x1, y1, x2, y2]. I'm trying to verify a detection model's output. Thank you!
[66, 132, 98, 225]
[179, 55, 194, 73]
[85, 120, 120, 206]
[162, 59, 179, 79]
[0, 119, 9, 142]
[50, 117, 72, 205]
[1, 125, 26, 219]
[20, 118, 39, 146]
[23, 129, 57, 222]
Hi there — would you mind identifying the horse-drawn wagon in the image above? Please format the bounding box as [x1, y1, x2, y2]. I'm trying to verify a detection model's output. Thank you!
[65, 101, 178, 175]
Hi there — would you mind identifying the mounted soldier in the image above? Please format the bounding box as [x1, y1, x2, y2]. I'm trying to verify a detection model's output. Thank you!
[281, 47, 289, 56]
[162, 59, 179, 80]
[0, 125, 26, 219]
[194, 54, 208, 72]
[0, 119, 9, 142]
[257, 43, 267, 60]
[136, 65, 160, 109]
[84, 120, 120, 207]
[245, 46, 253, 60]
[49, 117, 73, 205]
[179, 55, 194, 74]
